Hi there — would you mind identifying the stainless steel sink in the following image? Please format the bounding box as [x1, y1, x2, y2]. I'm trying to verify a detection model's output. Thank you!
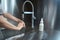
[5, 33, 24, 40]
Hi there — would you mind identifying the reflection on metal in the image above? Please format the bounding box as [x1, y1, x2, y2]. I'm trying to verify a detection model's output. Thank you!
[11, 0, 16, 14]
[24, 12, 34, 14]
[1, 0, 16, 14]
[5, 33, 24, 40]
[22, 0, 36, 29]
[1, 0, 7, 12]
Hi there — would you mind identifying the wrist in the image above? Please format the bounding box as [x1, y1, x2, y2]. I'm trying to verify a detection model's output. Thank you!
[18, 19, 22, 23]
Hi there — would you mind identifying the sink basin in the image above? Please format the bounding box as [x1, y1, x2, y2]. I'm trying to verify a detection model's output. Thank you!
[5, 33, 24, 40]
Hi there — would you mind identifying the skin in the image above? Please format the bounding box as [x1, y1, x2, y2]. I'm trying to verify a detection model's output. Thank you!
[0, 12, 25, 30]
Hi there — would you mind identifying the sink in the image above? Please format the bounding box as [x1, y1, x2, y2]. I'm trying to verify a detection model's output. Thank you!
[5, 33, 24, 40]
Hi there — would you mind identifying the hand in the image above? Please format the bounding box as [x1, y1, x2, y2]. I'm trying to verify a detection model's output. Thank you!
[0, 16, 7, 21]
[17, 21, 25, 29]
[21, 21, 25, 28]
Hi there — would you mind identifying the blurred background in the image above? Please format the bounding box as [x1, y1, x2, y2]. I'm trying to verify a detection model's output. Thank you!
[0, 0, 60, 40]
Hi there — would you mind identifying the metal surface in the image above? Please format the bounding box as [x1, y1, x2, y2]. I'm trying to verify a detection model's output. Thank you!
[13, 31, 47, 40]
[43, 0, 60, 40]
